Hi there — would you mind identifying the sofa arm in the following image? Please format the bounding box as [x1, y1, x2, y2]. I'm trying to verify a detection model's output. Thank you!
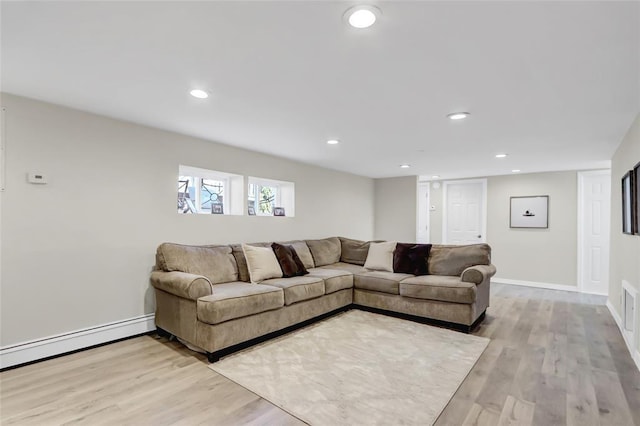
[150, 270, 213, 300]
[461, 264, 496, 285]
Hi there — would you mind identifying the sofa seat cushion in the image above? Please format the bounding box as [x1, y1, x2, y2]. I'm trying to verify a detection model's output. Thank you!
[354, 271, 413, 295]
[260, 276, 325, 305]
[319, 262, 366, 274]
[307, 268, 353, 294]
[399, 275, 476, 304]
[197, 282, 284, 325]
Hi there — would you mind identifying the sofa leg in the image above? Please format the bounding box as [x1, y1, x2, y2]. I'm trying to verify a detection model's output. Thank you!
[467, 310, 487, 333]
[206, 352, 220, 363]
[156, 327, 175, 340]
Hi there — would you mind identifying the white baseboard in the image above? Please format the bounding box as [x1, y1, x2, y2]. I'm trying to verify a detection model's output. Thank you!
[492, 277, 579, 293]
[0, 314, 155, 369]
[607, 300, 623, 328]
[606, 300, 640, 372]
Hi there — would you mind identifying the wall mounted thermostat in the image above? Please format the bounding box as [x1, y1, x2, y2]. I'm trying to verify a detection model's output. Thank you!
[27, 172, 48, 184]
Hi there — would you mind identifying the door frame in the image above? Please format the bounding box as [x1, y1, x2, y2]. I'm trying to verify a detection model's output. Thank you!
[416, 181, 430, 243]
[577, 169, 611, 295]
[442, 178, 488, 244]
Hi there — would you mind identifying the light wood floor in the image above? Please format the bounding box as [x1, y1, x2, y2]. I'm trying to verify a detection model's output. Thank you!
[1, 283, 638, 425]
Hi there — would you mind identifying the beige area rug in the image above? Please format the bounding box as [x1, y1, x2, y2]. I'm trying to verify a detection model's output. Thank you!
[209, 310, 489, 425]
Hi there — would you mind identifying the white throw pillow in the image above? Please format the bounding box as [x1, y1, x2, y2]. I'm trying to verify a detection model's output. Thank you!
[364, 241, 397, 272]
[242, 244, 283, 283]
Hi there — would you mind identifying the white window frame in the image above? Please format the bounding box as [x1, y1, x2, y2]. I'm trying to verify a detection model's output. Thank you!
[248, 176, 295, 217]
[178, 165, 243, 215]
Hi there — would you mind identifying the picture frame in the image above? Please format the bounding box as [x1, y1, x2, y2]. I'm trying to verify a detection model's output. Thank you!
[634, 162, 640, 236]
[211, 204, 224, 215]
[622, 170, 635, 235]
[273, 207, 285, 217]
[510, 195, 549, 228]
[248, 206, 256, 216]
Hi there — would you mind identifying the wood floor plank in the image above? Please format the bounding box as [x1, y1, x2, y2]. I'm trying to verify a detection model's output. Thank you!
[474, 346, 522, 413]
[497, 395, 535, 426]
[435, 340, 505, 425]
[608, 338, 640, 426]
[541, 332, 568, 378]
[509, 345, 545, 403]
[462, 403, 501, 426]
[2, 283, 637, 426]
[591, 366, 636, 426]
[531, 374, 567, 426]
[566, 365, 599, 426]
[527, 299, 553, 348]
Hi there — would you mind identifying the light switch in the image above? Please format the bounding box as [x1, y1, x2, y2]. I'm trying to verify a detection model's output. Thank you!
[27, 172, 48, 184]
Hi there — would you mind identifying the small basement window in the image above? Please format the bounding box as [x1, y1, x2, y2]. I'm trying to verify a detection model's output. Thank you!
[248, 176, 295, 217]
[178, 165, 243, 215]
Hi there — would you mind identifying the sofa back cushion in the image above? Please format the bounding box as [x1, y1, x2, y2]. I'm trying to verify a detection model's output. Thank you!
[272, 243, 309, 278]
[339, 237, 384, 266]
[242, 244, 283, 283]
[282, 240, 315, 270]
[156, 243, 238, 284]
[428, 244, 491, 276]
[393, 243, 432, 276]
[306, 237, 341, 267]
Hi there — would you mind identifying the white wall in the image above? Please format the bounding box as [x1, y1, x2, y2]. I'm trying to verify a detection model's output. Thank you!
[374, 171, 581, 287]
[429, 171, 582, 287]
[0, 94, 374, 347]
[608, 114, 640, 354]
[374, 176, 417, 242]
[486, 171, 579, 287]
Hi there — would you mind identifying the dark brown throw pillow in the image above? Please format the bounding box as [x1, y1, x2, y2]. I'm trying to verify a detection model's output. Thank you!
[272, 243, 309, 278]
[393, 243, 432, 276]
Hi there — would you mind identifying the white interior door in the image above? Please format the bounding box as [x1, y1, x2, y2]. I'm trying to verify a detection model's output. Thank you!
[578, 170, 611, 295]
[443, 180, 487, 245]
[416, 182, 430, 243]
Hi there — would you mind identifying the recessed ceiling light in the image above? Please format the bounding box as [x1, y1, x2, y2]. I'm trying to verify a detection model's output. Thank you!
[512, 169, 521, 173]
[344, 5, 381, 29]
[326, 139, 340, 145]
[495, 153, 508, 158]
[190, 89, 209, 99]
[447, 112, 470, 120]
[432, 175, 440, 179]
[400, 164, 410, 169]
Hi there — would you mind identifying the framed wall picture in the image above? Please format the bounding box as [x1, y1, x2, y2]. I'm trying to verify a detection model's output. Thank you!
[211, 204, 224, 215]
[622, 170, 635, 235]
[634, 162, 640, 236]
[510, 196, 549, 228]
[273, 207, 285, 216]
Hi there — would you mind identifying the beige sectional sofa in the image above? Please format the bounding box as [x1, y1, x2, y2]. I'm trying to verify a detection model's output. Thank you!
[151, 237, 496, 362]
